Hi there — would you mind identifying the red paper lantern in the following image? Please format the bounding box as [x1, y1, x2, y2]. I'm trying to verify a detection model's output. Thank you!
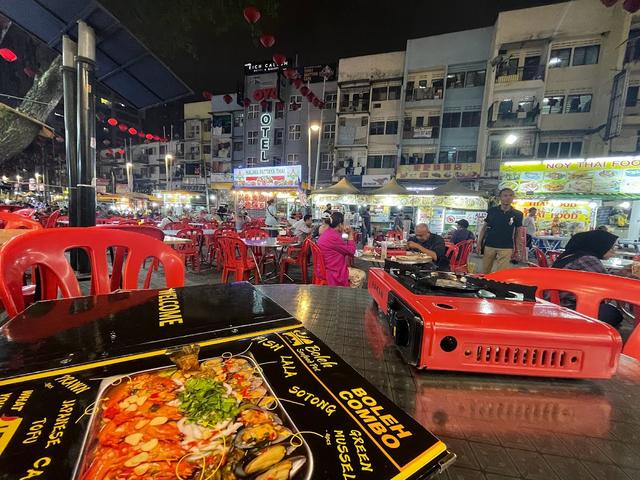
[601, 0, 618, 6]
[243, 98, 252, 107]
[145, 133, 153, 140]
[223, 94, 233, 104]
[272, 53, 286, 66]
[202, 90, 213, 100]
[138, 131, 145, 138]
[624, 0, 640, 11]
[106, 149, 113, 156]
[128, 127, 137, 135]
[0, 48, 17, 62]
[153, 135, 161, 141]
[107, 117, 118, 126]
[118, 124, 128, 132]
[243, 6, 261, 24]
[259, 34, 275, 48]
[117, 148, 125, 155]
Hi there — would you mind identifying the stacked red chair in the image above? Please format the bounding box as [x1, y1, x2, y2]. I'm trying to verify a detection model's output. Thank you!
[218, 236, 260, 283]
[175, 228, 204, 272]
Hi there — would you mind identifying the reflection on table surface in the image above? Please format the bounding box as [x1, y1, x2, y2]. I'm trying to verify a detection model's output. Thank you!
[259, 285, 640, 480]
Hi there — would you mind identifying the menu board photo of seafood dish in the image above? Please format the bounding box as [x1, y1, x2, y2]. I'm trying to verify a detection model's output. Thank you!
[75, 348, 311, 480]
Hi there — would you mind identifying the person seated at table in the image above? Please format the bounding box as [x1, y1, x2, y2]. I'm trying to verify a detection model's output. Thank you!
[449, 219, 475, 244]
[312, 216, 331, 239]
[158, 209, 177, 229]
[318, 212, 366, 288]
[237, 211, 251, 229]
[552, 229, 623, 327]
[293, 214, 313, 239]
[407, 223, 450, 270]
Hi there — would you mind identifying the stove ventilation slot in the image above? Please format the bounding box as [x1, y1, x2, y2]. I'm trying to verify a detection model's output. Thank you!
[470, 344, 581, 370]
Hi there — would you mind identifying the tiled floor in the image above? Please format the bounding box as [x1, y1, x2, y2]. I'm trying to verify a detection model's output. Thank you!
[258, 285, 640, 480]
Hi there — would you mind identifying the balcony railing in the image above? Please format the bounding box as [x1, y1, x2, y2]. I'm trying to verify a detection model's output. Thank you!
[405, 87, 444, 102]
[402, 126, 440, 140]
[338, 102, 369, 113]
[488, 111, 539, 128]
[495, 65, 545, 84]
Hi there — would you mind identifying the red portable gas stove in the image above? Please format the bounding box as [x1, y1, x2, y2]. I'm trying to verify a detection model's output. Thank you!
[368, 262, 622, 379]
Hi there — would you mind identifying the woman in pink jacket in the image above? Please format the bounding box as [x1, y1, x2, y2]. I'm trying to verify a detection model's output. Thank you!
[317, 212, 366, 288]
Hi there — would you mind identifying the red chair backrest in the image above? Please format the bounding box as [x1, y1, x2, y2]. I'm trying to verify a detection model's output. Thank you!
[242, 228, 268, 239]
[547, 250, 562, 264]
[445, 243, 459, 266]
[165, 221, 189, 230]
[218, 236, 251, 269]
[0, 228, 184, 317]
[0, 211, 43, 230]
[44, 210, 61, 228]
[14, 208, 36, 217]
[221, 221, 236, 229]
[386, 230, 403, 240]
[532, 247, 549, 267]
[177, 227, 204, 242]
[308, 241, 327, 284]
[203, 222, 218, 229]
[451, 239, 474, 270]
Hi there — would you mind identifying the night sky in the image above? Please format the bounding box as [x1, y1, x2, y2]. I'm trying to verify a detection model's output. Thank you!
[102, 0, 567, 98]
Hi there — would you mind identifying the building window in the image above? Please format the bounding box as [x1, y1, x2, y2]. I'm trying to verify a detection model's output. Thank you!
[234, 113, 244, 128]
[320, 153, 333, 170]
[537, 141, 582, 158]
[438, 150, 457, 164]
[289, 95, 302, 110]
[324, 93, 337, 110]
[247, 104, 259, 119]
[565, 94, 592, 113]
[367, 155, 396, 168]
[460, 111, 481, 127]
[385, 120, 398, 135]
[446, 72, 466, 89]
[627, 86, 639, 107]
[274, 128, 284, 145]
[275, 102, 285, 119]
[573, 45, 600, 66]
[247, 156, 257, 167]
[323, 123, 335, 139]
[287, 154, 298, 165]
[273, 156, 282, 166]
[465, 70, 486, 87]
[388, 86, 401, 100]
[288, 124, 301, 140]
[372, 87, 388, 101]
[457, 150, 476, 163]
[442, 112, 461, 128]
[549, 48, 571, 68]
[233, 141, 243, 151]
[247, 131, 258, 145]
[203, 144, 211, 154]
[369, 121, 386, 135]
[159, 145, 167, 155]
[261, 101, 272, 113]
[361, 116, 368, 127]
[542, 96, 565, 114]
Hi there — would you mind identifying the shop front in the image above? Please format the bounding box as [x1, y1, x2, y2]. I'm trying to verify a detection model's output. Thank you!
[233, 165, 305, 221]
[500, 157, 640, 243]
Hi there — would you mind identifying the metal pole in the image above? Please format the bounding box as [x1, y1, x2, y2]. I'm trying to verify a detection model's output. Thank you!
[314, 77, 326, 190]
[62, 35, 78, 225]
[76, 21, 96, 228]
[307, 127, 312, 190]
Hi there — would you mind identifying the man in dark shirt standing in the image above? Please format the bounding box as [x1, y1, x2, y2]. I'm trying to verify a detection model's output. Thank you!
[477, 187, 523, 273]
[407, 223, 450, 270]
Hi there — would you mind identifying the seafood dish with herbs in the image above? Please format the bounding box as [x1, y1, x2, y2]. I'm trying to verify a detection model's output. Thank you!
[77, 351, 310, 480]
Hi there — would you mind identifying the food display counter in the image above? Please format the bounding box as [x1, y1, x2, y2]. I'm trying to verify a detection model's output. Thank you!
[0, 284, 451, 480]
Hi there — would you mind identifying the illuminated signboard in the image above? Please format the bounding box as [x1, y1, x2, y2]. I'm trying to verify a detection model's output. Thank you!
[234, 166, 301, 188]
[260, 113, 271, 163]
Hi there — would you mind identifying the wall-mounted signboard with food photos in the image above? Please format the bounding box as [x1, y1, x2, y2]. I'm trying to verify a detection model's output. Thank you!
[499, 157, 640, 196]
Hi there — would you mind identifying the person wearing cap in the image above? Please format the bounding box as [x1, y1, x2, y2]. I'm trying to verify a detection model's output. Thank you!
[323, 203, 332, 215]
[450, 219, 475, 244]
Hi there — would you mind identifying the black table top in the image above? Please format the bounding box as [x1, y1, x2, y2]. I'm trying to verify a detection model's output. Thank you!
[258, 285, 640, 480]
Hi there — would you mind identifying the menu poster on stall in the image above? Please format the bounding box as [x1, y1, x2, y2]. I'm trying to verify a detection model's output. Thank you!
[513, 200, 594, 235]
[443, 210, 486, 233]
[417, 207, 445, 234]
[500, 157, 640, 195]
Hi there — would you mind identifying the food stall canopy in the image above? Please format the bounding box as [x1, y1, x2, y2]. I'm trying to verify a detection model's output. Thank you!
[312, 177, 361, 195]
[0, 0, 193, 109]
[0, 103, 55, 139]
[368, 178, 409, 195]
[431, 178, 483, 196]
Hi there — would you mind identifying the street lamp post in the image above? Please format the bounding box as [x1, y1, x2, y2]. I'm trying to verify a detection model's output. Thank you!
[126, 162, 133, 192]
[165, 154, 173, 191]
[307, 124, 320, 190]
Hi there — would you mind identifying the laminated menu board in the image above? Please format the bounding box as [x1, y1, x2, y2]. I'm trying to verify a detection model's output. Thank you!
[0, 284, 452, 479]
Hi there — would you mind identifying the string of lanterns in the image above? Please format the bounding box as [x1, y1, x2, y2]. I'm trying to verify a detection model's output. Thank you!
[105, 117, 167, 143]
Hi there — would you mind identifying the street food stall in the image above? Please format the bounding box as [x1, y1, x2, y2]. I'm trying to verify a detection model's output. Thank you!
[233, 166, 305, 221]
[153, 190, 200, 216]
[0, 283, 452, 479]
[500, 157, 640, 246]
[97, 192, 162, 215]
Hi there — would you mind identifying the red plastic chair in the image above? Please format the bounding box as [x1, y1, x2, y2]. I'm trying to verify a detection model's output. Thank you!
[445, 243, 459, 269]
[208, 228, 238, 267]
[218, 236, 260, 283]
[450, 239, 474, 273]
[0, 211, 43, 230]
[164, 221, 189, 230]
[308, 241, 328, 285]
[14, 208, 36, 217]
[547, 250, 562, 264]
[175, 228, 204, 272]
[532, 247, 549, 267]
[486, 268, 640, 361]
[279, 238, 310, 283]
[44, 210, 61, 228]
[98, 225, 165, 290]
[0, 228, 184, 318]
